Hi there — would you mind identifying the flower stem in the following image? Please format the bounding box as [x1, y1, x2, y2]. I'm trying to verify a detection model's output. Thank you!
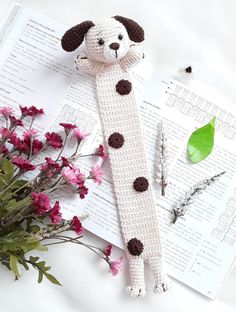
[55, 235, 107, 260]
[56, 134, 69, 161]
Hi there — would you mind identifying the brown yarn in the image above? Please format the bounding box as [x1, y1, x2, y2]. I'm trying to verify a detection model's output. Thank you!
[116, 79, 132, 95]
[113, 16, 144, 43]
[133, 177, 149, 192]
[108, 132, 124, 149]
[61, 21, 94, 52]
[127, 238, 144, 256]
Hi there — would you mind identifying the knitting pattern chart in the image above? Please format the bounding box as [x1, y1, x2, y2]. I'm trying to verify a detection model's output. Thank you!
[211, 189, 236, 246]
[165, 82, 236, 141]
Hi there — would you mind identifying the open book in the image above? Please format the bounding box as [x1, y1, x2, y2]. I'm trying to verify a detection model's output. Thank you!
[1, 2, 236, 300]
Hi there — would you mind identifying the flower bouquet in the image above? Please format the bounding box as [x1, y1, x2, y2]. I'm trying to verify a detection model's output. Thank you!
[0, 105, 122, 285]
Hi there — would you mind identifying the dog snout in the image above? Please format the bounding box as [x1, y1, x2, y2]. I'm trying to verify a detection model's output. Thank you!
[109, 42, 120, 50]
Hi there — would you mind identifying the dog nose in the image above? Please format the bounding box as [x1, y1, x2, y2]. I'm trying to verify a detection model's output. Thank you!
[109, 42, 120, 50]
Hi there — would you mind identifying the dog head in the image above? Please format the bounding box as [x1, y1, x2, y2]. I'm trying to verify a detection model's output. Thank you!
[61, 16, 144, 63]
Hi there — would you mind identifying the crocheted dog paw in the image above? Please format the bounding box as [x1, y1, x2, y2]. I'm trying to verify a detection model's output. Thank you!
[153, 278, 170, 294]
[126, 286, 147, 298]
[75, 52, 89, 70]
[77, 51, 88, 59]
[130, 44, 144, 58]
[148, 256, 170, 294]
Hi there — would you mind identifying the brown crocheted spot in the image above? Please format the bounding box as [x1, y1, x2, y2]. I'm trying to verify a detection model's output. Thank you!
[116, 80, 132, 95]
[185, 66, 192, 73]
[61, 21, 94, 52]
[133, 177, 149, 192]
[108, 132, 124, 149]
[127, 238, 144, 256]
[113, 16, 144, 43]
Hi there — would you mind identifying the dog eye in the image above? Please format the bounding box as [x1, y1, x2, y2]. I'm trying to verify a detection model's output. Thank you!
[98, 39, 104, 46]
[118, 34, 123, 40]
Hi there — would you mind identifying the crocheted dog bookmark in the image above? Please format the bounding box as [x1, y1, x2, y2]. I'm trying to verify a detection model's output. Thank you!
[61, 16, 169, 297]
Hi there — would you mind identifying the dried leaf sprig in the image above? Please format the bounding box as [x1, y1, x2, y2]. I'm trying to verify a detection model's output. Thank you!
[156, 121, 168, 196]
[172, 171, 226, 224]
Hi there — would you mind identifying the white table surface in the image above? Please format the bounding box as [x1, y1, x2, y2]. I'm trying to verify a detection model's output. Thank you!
[0, 0, 236, 311]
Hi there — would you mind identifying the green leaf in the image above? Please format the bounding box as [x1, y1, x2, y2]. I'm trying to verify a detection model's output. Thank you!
[27, 256, 61, 286]
[29, 225, 41, 233]
[1, 191, 13, 201]
[3, 199, 17, 211]
[44, 272, 62, 286]
[10, 255, 20, 278]
[35, 243, 48, 252]
[19, 260, 29, 271]
[187, 117, 216, 163]
[1, 159, 14, 181]
[38, 271, 43, 283]
[0, 230, 40, 253]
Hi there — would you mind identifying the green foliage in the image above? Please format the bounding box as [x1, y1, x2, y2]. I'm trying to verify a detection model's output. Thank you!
[28, 256, 61, 286]
[0, 230, 40, 253]
[187, 117, 216, 163]
[1, 159, 14, 182]
[10, 255, 20, 278]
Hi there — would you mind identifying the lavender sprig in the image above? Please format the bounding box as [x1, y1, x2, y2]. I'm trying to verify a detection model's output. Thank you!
[156, 121, 168, 196]
[172, 171, 226, 224]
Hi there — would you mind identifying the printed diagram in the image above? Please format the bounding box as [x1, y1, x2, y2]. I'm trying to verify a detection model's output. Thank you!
[211, 189, 236, 246]
[165, 82, 236, 140]
[52, 104, 98, 151]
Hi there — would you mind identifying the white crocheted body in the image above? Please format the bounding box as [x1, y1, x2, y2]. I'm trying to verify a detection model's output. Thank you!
[96, 64, 162, 258]
[95, 64, 169, 296]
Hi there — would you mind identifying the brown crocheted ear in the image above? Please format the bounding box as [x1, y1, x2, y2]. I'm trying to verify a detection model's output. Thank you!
[113, 16, 144, 43]
[61, 21, 94, 52]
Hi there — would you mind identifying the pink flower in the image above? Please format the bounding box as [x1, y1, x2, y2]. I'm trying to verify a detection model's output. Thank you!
[62, 165, 85, 186]
[0, 107, 13, 118]
[41, 157, 60, 176]
[31, 139, 43, 155]
[45, 157, 60, 169]
[59, 123, 77, 130]
[0, 127, 11, 139]
[73, 129, 90, 142]
[32, 192, 51, 215]
[96, 144, 106, 160]
[109, 256, 123, 276]
[71, 216, 84, 235]
[23, 129, 37, 140]
[45, 132, 63, 149]
[0, 145, 9, 154]
[20, 105, 44, 117]
[9, 115, 24, 127]
[49, 201, 62, 224]
[61, 156, 69, 167]
[78, 185, 88, 199]
[12, 156, 36, 171]
[105, 243, 112, 259]
[9, 136, 28, 153]
[62, 166, 78, 184]
[89, 165, 103, 185]
[59, 123, 77, 134]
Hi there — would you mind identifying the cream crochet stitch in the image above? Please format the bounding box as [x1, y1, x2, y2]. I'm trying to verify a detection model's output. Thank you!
[61, 16, 169, 297]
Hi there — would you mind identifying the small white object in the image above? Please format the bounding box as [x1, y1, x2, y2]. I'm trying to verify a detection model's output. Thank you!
[174, 61, 200, 84]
